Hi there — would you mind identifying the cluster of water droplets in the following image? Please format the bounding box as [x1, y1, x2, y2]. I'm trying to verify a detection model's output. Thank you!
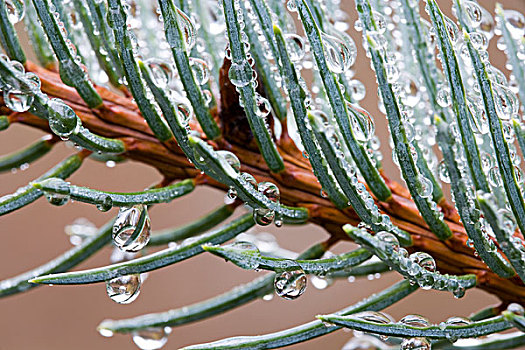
[0, 54, 41, 113]
[374, 230, 470, 297]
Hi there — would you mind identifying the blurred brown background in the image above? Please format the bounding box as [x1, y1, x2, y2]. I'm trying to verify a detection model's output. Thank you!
[1, 0, 525, 349]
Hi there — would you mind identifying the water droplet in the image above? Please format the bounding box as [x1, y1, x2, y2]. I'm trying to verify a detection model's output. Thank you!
[436, 88, 451, 108]
[176, 8, 196, 50]
[353, 311, 392, 324]
[488, 166, 502, 187]
[3, 89, 33, 112]
[493, 83, 518, 120]
[240, 172, 257, 189]
[146, 59, 173, 88]
[255, 93, 271, 118]
[132, 327, 171, 350]
[48, 99, 80, 140]
[444, 316, 471, 327]
[274, 263, 307, 300]
[409, 252, 436, 272]
[188, 57, 209, 85]
[229, 60, 253, 87]
[258, 181, 280, 203]
[399, 314, 431, 328]
[417, 175, 433, 199]
[438, 161, 450, 183]
[217, 150, 241, 174]
[262, 293, 274, 301]
[321, 32, 354, 74]
[347, 103, 374, 142]
[96, 194, 113, 212]
[5, 0, 25, 23]
[463, 1, 482, 27]
[225, 241, 260, 269]
[286, 0, 297, 12]
[469, 32, 488, 51]
[498, 208, 516, 233]
[254, 208, 275, 226]
[310, 275, 332, 290]
[371, 11, 387, 34]
[43, 178, 71, 206]
[113, 205, 151, 252]
[105, 274, 141, 304]
[176, 101, 193, 125]
[376, 231, 400, 253]
[347, 80, 366, 101]
[284, 34, 306, 62]
[98, 328, 114, 338]
[503, 10, 525, 39]
[507, 303, 525, 316]
[400, 337, 430, 350]
[444, 17, 459, 44]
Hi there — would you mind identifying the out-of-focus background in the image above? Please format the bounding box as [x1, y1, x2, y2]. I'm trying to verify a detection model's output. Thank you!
[1, 0, 525, 349]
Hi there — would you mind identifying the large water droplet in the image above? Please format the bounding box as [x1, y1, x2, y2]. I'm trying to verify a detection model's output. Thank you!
[400, 337, 430, 350]
[5, 0, 25, 23]
[436, 88, 451, 108]
[321, 32, 353, 74]
[347, 80, 366, 101]
[105, 274, 141, 304]
[274, 263, 307, 300]
[258, 181, 280, 203]
[132, 327, 171, 350]
[48, 99, 80, 140]
[113, 204, 151, 252]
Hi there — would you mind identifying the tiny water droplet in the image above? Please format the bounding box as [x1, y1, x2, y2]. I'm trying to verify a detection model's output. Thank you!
[105, 274, 141, 304]
[96, 194, 113, 212]
[113, 205, 151, 252]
